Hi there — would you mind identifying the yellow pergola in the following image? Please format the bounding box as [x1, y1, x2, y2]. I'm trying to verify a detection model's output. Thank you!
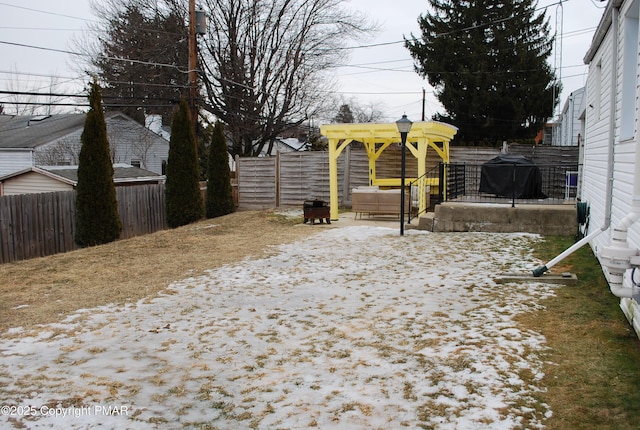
[320, 121, 458, 220]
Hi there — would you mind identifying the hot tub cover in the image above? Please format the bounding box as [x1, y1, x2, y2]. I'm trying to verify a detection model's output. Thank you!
[479, 154, 547, 199]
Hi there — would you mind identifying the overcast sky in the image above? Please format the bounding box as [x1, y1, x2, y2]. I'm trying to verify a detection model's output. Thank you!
[0, 0, 608, 122]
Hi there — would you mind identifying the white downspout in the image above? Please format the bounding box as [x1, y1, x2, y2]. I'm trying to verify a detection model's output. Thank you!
[603, 5, 617, 231]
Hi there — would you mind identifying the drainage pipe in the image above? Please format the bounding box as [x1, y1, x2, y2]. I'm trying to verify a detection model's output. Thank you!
[600, 198, 640, 298]
[532, 227, 607, 277]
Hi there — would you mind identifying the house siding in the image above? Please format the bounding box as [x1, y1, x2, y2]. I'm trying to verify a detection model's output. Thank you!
[558, 88, 585, 146]
[0, 150, 32, 176]
[582, 0, 640, 337]
[1, 171, 73, 195]
[1, 113, 169, 176]
[35, 114, 169, 175]
[583, 21, 615, 251]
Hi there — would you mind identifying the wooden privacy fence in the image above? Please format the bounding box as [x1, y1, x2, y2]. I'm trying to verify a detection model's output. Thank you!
[236, 145, 580, 210]
[235, 148, 495, 209]
[236, 149, 370, 209]
[0, 184, 168, 264]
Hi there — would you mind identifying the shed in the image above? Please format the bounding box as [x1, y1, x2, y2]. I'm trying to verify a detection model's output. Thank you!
[0, 164, 165, 196]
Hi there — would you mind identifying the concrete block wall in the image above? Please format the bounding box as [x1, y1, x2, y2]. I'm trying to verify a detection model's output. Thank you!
[417, 202, 577, 236]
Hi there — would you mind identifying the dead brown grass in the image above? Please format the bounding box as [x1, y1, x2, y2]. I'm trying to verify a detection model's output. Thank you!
[0, 210, 314, 334]
[518, 236, 640, 430]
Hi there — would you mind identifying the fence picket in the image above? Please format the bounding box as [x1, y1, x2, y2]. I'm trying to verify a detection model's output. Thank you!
[1, 184, 168, 264]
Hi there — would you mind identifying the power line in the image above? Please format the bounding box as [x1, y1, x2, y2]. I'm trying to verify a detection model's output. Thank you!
[3, 101, 178, 108]
[0, 27, 84, 31]
[0, 40, 192, 73]
[0, 2, 98, 22]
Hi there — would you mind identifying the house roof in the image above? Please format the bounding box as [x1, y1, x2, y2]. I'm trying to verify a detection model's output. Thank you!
[276, 137, 309, 151]
[0, 112, 168, 150]
[0, 164, 164, 184]
[0, 114, 87, 149]
[584, 0, 624, 63]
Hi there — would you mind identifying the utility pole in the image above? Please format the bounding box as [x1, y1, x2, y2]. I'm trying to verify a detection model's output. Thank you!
[422, 88, 426, 121]
[552, 0, 563, 146]
[188, 0, 198, 145]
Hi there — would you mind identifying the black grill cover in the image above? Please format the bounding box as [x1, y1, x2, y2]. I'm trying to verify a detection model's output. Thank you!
[479, 154, 547, 199]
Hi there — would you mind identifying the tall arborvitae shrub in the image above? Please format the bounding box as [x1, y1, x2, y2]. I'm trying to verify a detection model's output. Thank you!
[75, 81, 122, 246]
[165, 99, 204, 228]
[206, 121, 235, 218]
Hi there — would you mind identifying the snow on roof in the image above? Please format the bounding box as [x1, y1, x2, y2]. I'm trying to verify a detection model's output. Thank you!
[277, 137, 309, 151]
[0, 226, 555, 429]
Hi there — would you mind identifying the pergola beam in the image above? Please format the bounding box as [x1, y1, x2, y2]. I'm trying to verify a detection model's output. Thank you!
[321, 121, 458, 220]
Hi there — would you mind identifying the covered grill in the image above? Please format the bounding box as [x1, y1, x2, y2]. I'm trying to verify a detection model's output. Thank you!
[479, 154, 547, 199]
[303, 200, 331, 225]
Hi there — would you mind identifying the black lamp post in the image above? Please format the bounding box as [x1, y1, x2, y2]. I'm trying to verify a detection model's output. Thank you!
[396, 114, 413, 236]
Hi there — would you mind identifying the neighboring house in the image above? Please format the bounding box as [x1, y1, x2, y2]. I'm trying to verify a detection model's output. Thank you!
[581, 0, 640, 336]
[557, 87, 586, 147]
[0, 164, 165, 196]
[257, 137, 310, 156]
[535, 122, 557, 145]
[0, 112, 169, 176]
[537, 87, 585, 148]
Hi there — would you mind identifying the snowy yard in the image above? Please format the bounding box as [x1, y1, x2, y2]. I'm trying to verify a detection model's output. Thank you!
[0, 226, 558, 429]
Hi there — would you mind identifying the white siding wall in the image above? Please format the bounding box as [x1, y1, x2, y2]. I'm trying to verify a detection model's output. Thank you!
[104, 115, 169, 174]
[33, 114, 169, 175]
[583, 0, 640, 335]
[0, 150, 33, 176]
[583, 21, 616, 253]
[1, 172, 73, 195]
[559, 88, 585, 146]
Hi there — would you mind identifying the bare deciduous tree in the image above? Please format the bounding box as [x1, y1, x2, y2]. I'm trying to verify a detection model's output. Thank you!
[34, 138, 81, 165]
[4, 67, 65, 116]
[199, 0, 374, 156]
[83, 0, 373, 157]
[330, 97, 386, 124]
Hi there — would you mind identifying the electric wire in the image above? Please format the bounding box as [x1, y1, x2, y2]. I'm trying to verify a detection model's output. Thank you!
[0, 0, 599, 117]
[0, 1, 99, 22]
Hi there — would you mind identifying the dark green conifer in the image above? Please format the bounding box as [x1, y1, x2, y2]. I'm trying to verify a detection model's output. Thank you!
[75, 81, 122, 246]
[165, 99, 204, 228]
[406, 0, 559, 143]
[206, 121, 235, 218]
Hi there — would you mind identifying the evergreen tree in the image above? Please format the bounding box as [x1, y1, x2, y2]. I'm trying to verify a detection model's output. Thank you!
[333, 104, 354, 123]
[75, 81, 122, 247]
[91, 3, 188, 125]
[406, 0, 560, 143]
[165, 99, 204, 228]
[206, 121, 235, 218]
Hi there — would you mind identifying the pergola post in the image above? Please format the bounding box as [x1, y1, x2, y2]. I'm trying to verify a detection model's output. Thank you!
[328, 138, 340, 220]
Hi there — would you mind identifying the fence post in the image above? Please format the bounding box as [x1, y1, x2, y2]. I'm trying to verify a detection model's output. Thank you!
[511, 163, 516, 208]
[438, 162, 444, 203]
[275, 152, 280, 208]
[342, 145, 351, 207]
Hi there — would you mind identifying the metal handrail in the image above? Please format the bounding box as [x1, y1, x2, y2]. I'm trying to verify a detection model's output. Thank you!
[407, 165, 440, 224]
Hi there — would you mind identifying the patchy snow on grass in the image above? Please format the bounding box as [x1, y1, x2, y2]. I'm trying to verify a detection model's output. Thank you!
[0, 227, 557, 429]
